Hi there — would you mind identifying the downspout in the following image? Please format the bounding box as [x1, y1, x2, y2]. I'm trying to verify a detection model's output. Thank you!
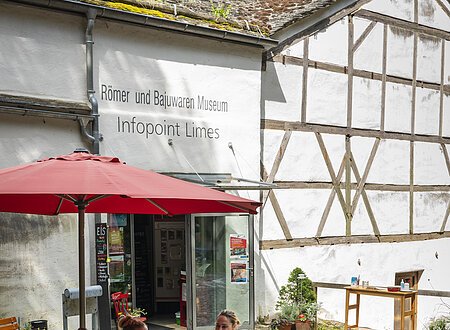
[85, 8, 100, 154]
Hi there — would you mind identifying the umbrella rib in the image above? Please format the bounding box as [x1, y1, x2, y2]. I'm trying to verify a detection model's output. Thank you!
[145, 198, 170, 215]
[56, 194, 77, 203]
[54, 197, 64, 215]
[85, 194, 109, 204]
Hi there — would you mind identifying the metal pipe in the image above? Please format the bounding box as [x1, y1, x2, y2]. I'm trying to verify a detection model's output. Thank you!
[77, 202, 87, 330]
[85, 8, 100, 154]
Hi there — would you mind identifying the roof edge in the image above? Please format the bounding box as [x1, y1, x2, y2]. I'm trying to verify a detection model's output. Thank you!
[267, 0, 370, 57]
[5, 0, 278, 48]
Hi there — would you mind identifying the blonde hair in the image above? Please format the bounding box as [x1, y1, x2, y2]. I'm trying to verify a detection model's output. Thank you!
[217, 310, 240, 328]
[118, 315, 148, 330]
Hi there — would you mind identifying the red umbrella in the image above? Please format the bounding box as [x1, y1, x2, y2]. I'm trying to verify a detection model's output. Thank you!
[0, 149, 260, 329]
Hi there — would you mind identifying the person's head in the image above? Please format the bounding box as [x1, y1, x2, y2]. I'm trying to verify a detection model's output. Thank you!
[118, 315, 148, 330]
[215, 310, 240, 330]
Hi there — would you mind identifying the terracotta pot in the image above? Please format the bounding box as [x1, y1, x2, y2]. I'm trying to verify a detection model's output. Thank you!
[295, 320, 311, 330]
[278, 323, 293, 330]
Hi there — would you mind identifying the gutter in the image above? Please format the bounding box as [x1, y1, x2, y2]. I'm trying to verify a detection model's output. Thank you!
[7, 0, 278, 48]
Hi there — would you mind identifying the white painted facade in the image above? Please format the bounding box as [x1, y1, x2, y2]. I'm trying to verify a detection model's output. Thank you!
[0, 0, 448, 329]
[0, 1, 261, 328]
[259, 0, 450, 328]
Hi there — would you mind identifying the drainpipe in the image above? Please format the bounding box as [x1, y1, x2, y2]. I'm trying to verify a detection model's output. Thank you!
[85, 8, 100, 155]
[85, 9, 111, 330]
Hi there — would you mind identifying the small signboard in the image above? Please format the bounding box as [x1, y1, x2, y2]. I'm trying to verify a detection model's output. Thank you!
[95, 223, 108, 283]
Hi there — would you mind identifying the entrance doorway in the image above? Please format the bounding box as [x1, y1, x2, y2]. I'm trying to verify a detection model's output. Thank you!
[134, 215, 186, 329]
[107, 214, 254, 330]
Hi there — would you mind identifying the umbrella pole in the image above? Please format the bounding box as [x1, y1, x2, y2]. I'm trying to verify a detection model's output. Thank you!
[78, 203, 87, 330]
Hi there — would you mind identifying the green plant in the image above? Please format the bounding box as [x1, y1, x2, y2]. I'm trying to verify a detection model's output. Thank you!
[428, 315, 450, 330]
[210, 1, 231, 19]
[21, 323, 31, 330]
[299, 302, 321, 322]
[279, 302, 299, 322]
[276, 267, 316, 308]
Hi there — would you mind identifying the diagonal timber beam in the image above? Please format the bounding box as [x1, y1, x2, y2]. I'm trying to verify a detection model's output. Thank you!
[350, 152, 381, 236]
[316, 156, 346, 237]
[351, 139, 380, 215]
[353, 21, 377, 52]
[442, 144, 450, 176]
[261, 164, 293, 240]
[267, 130, 292, 184]
[440, 202, 450, 233]
[315, 132, 350, 224]
[435, 0, 450, 18]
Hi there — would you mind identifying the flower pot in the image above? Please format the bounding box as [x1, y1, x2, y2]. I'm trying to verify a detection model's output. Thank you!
[278, 323, 293, 330]
[295, 320, 311, 330]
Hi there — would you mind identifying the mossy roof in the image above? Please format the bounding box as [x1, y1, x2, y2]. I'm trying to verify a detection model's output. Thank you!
[80, 0, 337, 37]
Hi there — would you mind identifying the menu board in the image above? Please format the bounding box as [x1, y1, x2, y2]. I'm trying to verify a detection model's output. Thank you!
[95, 223, 108, 283]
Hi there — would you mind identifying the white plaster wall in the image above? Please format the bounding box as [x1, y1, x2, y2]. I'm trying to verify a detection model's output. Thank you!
[387, 27, 414, 79]
[275, 132, 344, 182]
[366, 139, 410, 185]
[0, 3, 86, 102]
[308, 19, 348, 67]
[418, 0, 450, 32]
[95, 20, 262, 181]
[417, 35, 443, 84]
[257, 239, 450, 329]
[354, 18, 383, 74]
[306, 69, 347, 126]
[0, 114, 93, 328]
[259, 2, 450, 328]
[384, 83, 412, 133]
[415, 88, 441, 136]
[263, 62, 303, 122]
[352, 78, 382, 130]
[415, 142, 450, 185]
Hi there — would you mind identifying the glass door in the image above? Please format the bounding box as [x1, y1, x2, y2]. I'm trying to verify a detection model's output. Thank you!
[187, 214, 254, 330]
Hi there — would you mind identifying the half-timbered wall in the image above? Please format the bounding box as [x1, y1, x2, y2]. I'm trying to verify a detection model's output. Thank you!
[258, 0, 449, 327]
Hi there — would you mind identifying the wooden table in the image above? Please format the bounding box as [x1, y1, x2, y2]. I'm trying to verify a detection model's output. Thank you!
[344, 286, 417, 330]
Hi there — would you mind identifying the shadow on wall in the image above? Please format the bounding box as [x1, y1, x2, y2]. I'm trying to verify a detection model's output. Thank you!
[0, 213, 79, 327]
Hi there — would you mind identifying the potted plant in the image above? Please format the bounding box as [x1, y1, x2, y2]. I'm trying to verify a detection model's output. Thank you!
[272, 267, 320, 330]
[270, 302, 299, 330]
[296, 302, 321, 330]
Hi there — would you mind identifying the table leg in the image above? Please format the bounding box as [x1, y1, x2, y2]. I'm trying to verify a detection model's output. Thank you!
[355, 293, 360, 327]
[400, 296, 405, 330]
[345, 290, 350, 329]
[411, 294, 417, 330]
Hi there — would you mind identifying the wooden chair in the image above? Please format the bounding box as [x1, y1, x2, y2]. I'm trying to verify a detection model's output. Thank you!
[111, 292, 130, 319]
[0, 317, 19, 330]
[111, 292, 147, 323]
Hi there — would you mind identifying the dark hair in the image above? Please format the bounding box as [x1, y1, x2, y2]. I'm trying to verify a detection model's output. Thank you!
[217, 310, 240, 328]
[118, 315, 148, 330]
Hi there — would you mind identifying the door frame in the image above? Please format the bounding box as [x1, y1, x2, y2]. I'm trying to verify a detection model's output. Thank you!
[186, 213, 255, 330]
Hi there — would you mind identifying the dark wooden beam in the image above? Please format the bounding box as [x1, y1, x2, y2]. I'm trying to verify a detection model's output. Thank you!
[271, 55, 450, 94]
[354, 9, 450, 41]
[262, 119, 450, 144]
[260, 231, 450, 249]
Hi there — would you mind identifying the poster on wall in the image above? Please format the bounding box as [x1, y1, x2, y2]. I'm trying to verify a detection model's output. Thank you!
[109, 227, 124, 254]
[230, 234, 247, 257]
[230, 260, 247, 283]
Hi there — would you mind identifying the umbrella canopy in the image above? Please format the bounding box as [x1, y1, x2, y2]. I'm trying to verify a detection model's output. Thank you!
[0, 150, 261, 329]
[0, 151, 260, 215]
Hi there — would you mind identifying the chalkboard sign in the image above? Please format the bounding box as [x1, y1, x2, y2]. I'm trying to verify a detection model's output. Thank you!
[96, 223, 108, 283]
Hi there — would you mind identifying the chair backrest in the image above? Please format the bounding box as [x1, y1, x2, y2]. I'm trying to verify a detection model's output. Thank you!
[111, 292, 129, 319]
[0, 317, 19, 330]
